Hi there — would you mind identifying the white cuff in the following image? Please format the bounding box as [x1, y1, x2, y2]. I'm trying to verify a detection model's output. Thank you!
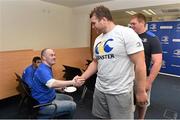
[46, 79, 55, 88]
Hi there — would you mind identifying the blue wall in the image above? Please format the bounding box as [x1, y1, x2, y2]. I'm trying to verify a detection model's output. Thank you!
[148, 21, 180, 77]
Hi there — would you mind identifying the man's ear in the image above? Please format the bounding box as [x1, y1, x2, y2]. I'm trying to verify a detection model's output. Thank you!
[42, 56, 46, 61]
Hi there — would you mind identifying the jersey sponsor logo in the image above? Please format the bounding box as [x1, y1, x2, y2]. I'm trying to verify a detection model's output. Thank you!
[95, 38, 114, 60]
[96, 54, 115, 60]
[95, 38, 113, 54]
[142, 38, 147, 43]
[136, 42, 142, 47]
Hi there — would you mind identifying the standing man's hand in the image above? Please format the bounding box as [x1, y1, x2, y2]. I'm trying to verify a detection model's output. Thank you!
[136, 91, 148, 107]
[72, 75, 85, 87]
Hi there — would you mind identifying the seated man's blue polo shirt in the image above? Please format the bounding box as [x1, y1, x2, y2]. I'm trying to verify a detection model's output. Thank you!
[31, 63, 56, 104]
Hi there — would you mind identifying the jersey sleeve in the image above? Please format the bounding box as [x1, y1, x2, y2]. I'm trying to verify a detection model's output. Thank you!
[150, 36, 162, 54]
[123, 27, 144, 55]
[37, 69, 52, 84]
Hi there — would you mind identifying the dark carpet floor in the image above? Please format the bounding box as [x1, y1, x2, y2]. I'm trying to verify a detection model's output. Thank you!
[0, 74, 179, 119]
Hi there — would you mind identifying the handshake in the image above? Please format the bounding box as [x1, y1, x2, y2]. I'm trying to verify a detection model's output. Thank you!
[72, 75, 86, 87]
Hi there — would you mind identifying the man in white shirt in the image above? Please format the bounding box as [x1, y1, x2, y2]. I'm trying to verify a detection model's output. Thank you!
[75, 5, 148, 119]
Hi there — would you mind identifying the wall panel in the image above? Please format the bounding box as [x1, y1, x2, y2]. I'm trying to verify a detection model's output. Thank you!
[0, 47, 91, 99]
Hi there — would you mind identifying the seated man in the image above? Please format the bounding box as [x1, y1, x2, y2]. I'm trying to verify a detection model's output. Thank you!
[31, 48, 84, 118]
[22, 56, 41, 87]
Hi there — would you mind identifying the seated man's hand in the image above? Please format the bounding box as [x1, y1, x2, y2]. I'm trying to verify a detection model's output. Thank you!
[56, 87, 65, 93]
[73, 75, 85, 87]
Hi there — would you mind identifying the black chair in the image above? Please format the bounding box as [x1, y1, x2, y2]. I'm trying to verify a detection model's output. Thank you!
[80, 60, 97, 101]
[61, 63, 96, 101]
[62, 65, 82, 80]
[15, 73, 57, 118]
[80, 73, 96, 101]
